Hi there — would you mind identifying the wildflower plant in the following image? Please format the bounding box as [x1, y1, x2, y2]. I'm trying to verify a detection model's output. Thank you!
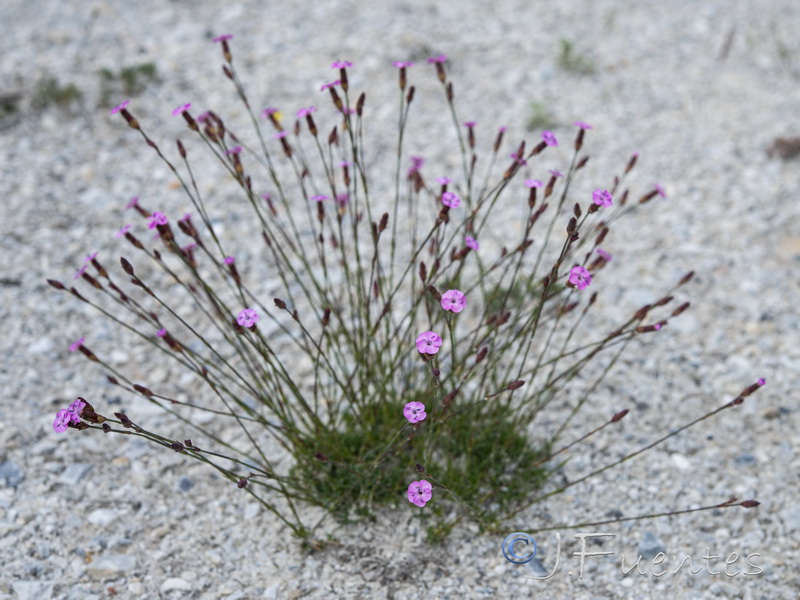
[48, 37, 764, 543]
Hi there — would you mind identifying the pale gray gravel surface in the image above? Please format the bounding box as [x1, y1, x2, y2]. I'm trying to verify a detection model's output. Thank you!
[1, 1, 799, 599]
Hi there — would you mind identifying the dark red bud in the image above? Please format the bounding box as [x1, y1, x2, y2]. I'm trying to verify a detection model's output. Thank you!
[507, 379, 525, 390]
[611, 409, 629, 422]
[274, 298, 287, 309]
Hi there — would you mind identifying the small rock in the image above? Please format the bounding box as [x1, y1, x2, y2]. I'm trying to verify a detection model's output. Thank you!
[0, 460, 24, 488]
[671, 453, 691, 470]
[87, 508, 118, 527]
[11, 580, 54, 600]
[59, 463, 92, 485]
[178, 477, 194, 492]
[160, 577, 192, 593]
[638, 532, 665, 560]
[86, 554, 136, 578]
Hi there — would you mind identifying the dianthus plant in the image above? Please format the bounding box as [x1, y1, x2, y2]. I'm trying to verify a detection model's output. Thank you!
[49, 37, 763, 543]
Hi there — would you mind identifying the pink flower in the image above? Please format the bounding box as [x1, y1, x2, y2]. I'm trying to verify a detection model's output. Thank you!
[592, 189, 613, 207]
[415, 331, 442, 355]
[297, 107, 316, 118]
[84, 252, 98, 264]
[568, 265, 592, 290]
[464, 121, 476, 128]
[407, 479, 433, 507]
[156, 328, 167, 338]
[574, 121, 593, 130]
[261, 107, 279, 118]
[542, 131, 558, 146]
[225, 146, 242, 155]
[114, 224, 132, 238]
[74, 264, 88, 279]
[320, 80, 340, 91]
[549, 169, 564, 178]
[69, 337, 84, 352]
[596, 248, 612, 262]
[509, 152, 527, 166]
[272, 131, 288, 139]
[436, 176, 451, 185]
[237, 308, 259, 328]
[465, 236, 479, 251]
[403, 401, 427, 424]
[125, 196, 139, 210]
[197, 111, 211, 123]
[441, 289, 466, 313]
[53, 409, 72, 433]
[311, 194, 328, 202]
[179, 213, 192, 222]
[213, 34, 233, 42]
[525, 179, 543, 188]
[224, 256, 235, 265]
[427, 54, 447, 64]
[654, 183, 666, 198]
[408, 155, 425, 174]
[393, 61, 414, 68]
[757, 377, 766, 386]
[331, 60, 352, 69]
[498, 126, 507, 133]
[68, 398, 85, 419]
[148, 212, 168, 229]
[110, 100, 130, 114]
[441, 191, 461, 209]
[336, 192, 350, 206]
[172, 103, 191, 117]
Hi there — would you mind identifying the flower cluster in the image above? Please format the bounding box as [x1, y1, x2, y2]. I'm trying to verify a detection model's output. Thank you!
[53, 398, 86, 433]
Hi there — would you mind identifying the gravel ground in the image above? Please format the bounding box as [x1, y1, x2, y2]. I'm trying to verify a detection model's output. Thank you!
[2, 0, 799, 598]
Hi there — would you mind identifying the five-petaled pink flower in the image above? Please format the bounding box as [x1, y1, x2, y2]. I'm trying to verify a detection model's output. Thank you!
[415, 330, 442, 355]
[156, 328, 167, 338]
[592, 189, 613, 207]
[225, 146, 242, 155]
[407, 479, 433, 507]
[436, 176, 451, 185]
[224, 256, 235, 265]
[427, 54, 447, 63]
[441, 289, 466, 313]
[297, 107, 316, 118]
[441, 191, 461, 209]
[464, 121, 476, 128]
[331, 60, 352, 69]
[568, 266, 592, 290]
[172, 103, 191, 117]
[114, 224, 132, 238]
[596, 248, 612, 262]
[403, 401, 427, 424]
[148, 212, 168, 229]
[549, 169, 564, 178]
[237, 308, 259, 328]
[574, 121, 592, 130]
[110, 100, 130, 115]
[69, 337, 85, 352]
[125, 196, 139, 210]
[465, 236, 479, 250]
[213, 34, 233, 42]
[525, 179, 543, 188]
[53, 409, 73, 433]
[542, 131, 558, 146]
[393, 61, 414, 68]
[311, 194, 328, 202]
